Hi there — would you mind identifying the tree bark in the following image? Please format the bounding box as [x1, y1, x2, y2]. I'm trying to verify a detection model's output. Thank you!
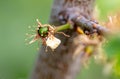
[31, 0, 95, 79]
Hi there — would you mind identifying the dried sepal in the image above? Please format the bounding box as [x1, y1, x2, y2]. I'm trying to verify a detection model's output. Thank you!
[46, 35, 61, 51]
[29, 34, 40, 44]
[25, 25, 38, 45]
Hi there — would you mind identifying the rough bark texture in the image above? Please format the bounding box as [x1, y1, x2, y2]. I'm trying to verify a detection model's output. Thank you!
[31, 0, 95, 79]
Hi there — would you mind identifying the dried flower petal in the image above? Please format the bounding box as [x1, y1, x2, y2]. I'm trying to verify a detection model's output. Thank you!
[46, 35, 61, 50]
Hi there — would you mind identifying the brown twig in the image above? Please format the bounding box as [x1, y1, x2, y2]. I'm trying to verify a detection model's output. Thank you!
[71, 16, 110, 36]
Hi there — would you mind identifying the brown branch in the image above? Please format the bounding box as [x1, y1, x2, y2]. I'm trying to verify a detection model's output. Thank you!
[72, 16, 110, 36]
[31, 0, 97, 79]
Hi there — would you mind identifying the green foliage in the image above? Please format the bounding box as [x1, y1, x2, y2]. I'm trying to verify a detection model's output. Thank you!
[104, 35, 120, 58]
[104, 35, 120, 77]
[114, 56, 120, 76]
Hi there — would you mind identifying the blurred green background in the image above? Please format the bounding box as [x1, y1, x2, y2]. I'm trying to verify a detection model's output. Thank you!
[0, 0, 120, 79]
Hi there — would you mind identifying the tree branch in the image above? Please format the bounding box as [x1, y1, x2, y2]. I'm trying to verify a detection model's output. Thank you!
[72, 16, 109, 36]
[31, 0, 98, 79]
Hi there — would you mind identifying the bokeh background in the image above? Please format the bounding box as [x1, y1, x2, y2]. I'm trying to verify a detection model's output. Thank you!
[0, 0, 120, 79]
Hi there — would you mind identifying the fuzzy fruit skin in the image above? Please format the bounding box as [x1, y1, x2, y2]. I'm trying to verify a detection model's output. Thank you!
[38, 27, 48, 37]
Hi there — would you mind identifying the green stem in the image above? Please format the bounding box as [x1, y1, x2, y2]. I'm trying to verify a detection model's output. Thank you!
[55, 23, 72, 32]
